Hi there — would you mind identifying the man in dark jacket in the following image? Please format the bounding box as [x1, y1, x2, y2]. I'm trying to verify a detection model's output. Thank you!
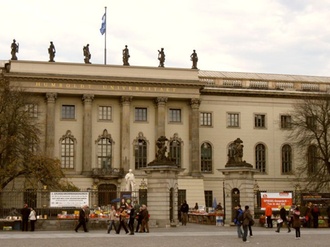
[276, 205, 291, 233]
[21, 203, 31, 231]
[242, 205, 252, 243]
[180, 200, 189, 226]
[128, 204, 135, 235]
[75, 205, 89, 232]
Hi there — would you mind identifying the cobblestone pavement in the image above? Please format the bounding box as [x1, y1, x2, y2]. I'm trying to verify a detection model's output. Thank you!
[0, 224, 329, 247]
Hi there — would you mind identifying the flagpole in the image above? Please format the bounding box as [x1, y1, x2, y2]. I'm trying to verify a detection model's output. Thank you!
[104, 6, 107, 65]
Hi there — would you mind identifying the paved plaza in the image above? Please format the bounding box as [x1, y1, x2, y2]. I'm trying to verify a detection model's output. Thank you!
[0, 224, 329, 247]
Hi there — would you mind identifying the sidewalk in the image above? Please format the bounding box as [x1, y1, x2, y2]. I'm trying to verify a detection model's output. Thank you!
[0, 224, 329, 247]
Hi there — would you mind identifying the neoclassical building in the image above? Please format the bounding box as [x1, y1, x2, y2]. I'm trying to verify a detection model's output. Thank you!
[1, 60, 329, 223]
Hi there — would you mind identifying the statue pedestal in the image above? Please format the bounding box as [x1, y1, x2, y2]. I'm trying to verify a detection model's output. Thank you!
[143, 164, 184, 227]
[218, 166, 259, 226]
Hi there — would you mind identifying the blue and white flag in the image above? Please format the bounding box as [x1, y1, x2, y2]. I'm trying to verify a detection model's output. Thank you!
[100, 13, 106, 35]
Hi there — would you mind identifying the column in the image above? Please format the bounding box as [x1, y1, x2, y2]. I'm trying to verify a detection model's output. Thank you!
[45, 93, 57, 157]
[190, 98, 201, 177]
[155, 97, 168, 138]
[82, 94, 94, 175]
[121, 96, 132, 172]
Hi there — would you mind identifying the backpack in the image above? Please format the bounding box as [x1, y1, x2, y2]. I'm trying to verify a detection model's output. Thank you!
[237, 210, 244, 223]
[234, 209, 243, 224]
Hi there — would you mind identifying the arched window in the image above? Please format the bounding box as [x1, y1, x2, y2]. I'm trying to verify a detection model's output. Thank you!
[255, 144, 266, 173]
[169, 133, 183, 167]
[134, 132, 148, 169]
[59, 130, 76, 169]
[307, 145, 317, 174]
[201, 142, 212, 173]
[281, 144, 292, 174]
[95, 129, 113, 169]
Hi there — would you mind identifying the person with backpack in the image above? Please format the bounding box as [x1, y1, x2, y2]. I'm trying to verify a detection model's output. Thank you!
[234, 204, 243, 238]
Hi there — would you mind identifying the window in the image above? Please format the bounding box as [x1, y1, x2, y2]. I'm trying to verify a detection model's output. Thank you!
[96, 130, 113, 169]
[306, 116, 316, 130]
[200, 112, 212, 126]
[134, 132, 148, 169]
[255, 114, 266, 128]
[169, 133, 182, 167]
[227, 113, 239, 127]
[307, 145, 317, 174]
[99, 106, 112, 120]
[201, 142, 212, 172]
[255, 144, 266, 173]
[135, 107, 147, 121]
[280, 115, 291, 129]
[60, 130, 76, 169]
[169, 109, 181, 122]
[25, 104, 38, 118]
[282, 144, 292, 174]
[62, 105, 75, 119]
[204, 191, 213, 208]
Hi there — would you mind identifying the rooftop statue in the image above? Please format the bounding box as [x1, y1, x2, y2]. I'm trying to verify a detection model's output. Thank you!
[48, 41, 56, 62]
[190, 49, 198, 69]
[122, 45, 130, 66]
[10, 39, 19, 60]
[83, 44, 91, 64]
[158, 48, 165, 67]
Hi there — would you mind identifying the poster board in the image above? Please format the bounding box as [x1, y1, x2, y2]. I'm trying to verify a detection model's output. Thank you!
[260, 192, 292, 210]
[50, 192, 89, 208]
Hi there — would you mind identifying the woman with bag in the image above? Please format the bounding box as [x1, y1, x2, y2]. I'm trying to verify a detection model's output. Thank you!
[29, 207, 37, 231]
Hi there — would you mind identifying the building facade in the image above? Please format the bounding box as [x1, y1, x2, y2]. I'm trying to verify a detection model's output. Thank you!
[1, 60, 329, 223]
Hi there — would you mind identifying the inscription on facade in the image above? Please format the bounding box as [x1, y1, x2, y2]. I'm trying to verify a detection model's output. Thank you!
[35, 82, 176, 93]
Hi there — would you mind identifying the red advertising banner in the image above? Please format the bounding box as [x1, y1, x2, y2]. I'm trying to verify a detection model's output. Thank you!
[260, 192, 292, 210]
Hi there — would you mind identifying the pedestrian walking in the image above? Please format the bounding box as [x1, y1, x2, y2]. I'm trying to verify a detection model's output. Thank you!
[276, 205, 291, 233]
[233, 204, 243, 238]
[242, 205, 252, 243]
[107, 205, 118, 234]
[21, 203, 31, 231]
[116, 207, 129, 234]
[180, 200, 189, 226]
[292, 206, 301, 239]
[140, 204, 149, 233]
[127, 204, 135, 235]
[75, 205, 89, 232]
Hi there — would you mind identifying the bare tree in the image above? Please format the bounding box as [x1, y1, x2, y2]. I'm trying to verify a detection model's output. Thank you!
[288, 97, 330, 192]
[0, 79, 75, 191]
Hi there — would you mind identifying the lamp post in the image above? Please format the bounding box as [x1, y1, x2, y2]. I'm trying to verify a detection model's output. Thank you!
[295, 184, 301, 206]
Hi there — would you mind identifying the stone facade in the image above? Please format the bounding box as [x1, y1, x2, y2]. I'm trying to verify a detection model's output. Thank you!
[1, 60, 330, 225]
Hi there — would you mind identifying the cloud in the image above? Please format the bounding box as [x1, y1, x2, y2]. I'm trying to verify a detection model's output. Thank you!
[1, 0, 330, 76]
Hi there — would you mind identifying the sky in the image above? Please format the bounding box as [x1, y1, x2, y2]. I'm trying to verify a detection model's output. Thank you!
[1, 0, 330, 76]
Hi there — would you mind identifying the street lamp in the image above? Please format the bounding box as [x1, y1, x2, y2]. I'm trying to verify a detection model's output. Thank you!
[294, 184, 301, 206]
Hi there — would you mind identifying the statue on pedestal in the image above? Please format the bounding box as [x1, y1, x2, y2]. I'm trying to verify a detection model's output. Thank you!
[226, 138, 252, 167]
[125, 169, 135, 191]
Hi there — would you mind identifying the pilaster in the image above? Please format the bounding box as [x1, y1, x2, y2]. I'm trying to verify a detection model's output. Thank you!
[121, 96, 132, 172]
[82, 94, 94, 175]
[45, 93, 57, 157]
[190, 98, 201, 177]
